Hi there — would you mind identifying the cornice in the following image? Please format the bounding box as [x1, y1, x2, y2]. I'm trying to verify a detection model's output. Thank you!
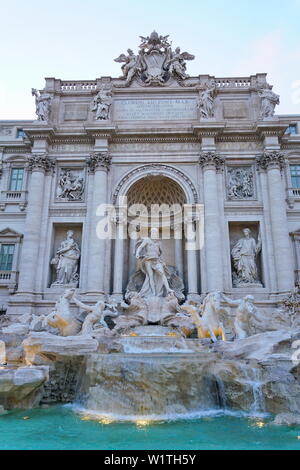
[216, 135, 261, 143]
[51, 137, 93, 145]
[111, 136, 199, 144]
[23, 126, 55, 143]
[3, 146, 32, 153]
[255, 121, 288, 138]
[84, 126, 116, 140]
[193, 122, 226, 138]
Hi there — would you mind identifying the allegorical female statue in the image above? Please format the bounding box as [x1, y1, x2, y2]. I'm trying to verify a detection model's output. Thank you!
[258, 85, 280, 119]
[51, 230, 80, 287]
[135, 228, 173, 298]
[197, 82, 216, 119]
[231, 228, 262, 287]
[31, 88, 52, 122]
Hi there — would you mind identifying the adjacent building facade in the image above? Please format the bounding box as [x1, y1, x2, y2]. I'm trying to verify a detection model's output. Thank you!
[0, 32, 300, 316]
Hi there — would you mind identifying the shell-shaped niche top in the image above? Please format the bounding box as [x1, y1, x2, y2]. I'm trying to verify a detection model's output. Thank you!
[127, 175, 186, 208]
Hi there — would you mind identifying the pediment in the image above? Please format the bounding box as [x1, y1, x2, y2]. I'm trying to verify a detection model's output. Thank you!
[0, 227, 23, 240]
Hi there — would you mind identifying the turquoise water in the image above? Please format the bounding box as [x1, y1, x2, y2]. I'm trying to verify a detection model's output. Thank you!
[0, 406, 300, 450]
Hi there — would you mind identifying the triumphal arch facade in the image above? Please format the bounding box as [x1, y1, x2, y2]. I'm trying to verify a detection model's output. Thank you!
[0, 31, 300, 317]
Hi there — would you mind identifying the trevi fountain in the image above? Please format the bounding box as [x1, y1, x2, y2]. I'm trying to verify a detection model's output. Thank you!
[0, 31, 300, 450]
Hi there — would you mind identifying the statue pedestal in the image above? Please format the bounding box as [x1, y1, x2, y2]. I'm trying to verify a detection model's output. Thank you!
[50, 283, 78, 290]
[233, 282, 263, 288]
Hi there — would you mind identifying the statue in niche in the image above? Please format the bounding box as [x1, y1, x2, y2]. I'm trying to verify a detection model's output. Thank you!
[92, 86, 112, 120]
[31, 88, 52, 122]
[51, 230, 80, 287]
[231, 228, 262, 287]
[125, 239, 185, 301]
[57, 170, 84, 201]
[72, 294, 119, 335]
[258, 84, 280, 119]
[227, 167, 254, 200]
[134, 228, 174, 298]
[114, 49, 141, 86]
[197, 82, 217, 119]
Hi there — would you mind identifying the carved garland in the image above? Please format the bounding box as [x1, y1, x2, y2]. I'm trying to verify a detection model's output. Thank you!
[112, 164, 199, 204]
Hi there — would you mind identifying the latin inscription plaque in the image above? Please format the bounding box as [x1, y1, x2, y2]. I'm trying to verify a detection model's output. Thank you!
[114, 98, 197, 121]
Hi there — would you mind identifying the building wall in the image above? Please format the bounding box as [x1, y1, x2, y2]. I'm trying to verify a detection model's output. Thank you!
[0, 75, 300, 315]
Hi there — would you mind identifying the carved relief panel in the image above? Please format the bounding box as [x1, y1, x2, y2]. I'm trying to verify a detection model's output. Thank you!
[226, 166, 255, 201]
[56, 168, 85, 202]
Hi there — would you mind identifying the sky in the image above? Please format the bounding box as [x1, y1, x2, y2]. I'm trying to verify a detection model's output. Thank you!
[0, 0, 300, 119]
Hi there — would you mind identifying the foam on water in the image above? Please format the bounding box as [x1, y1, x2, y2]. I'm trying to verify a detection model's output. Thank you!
[69, 403, 269, 423]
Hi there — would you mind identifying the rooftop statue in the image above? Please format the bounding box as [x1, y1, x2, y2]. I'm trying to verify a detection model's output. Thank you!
[92, 85, 112, 120]
[114, 49, 142, 86]
[114, 31, 195, 87]
[31, 88, 52, 122]
[258, 83, 280, 119]
[197, 81, 217, 119]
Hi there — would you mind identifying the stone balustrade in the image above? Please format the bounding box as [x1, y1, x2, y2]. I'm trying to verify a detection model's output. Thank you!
[0, 270, 18, 289]
[215, 77, 251, 88]
[60, 81, 97, 91]
[0, 191, 27, 211]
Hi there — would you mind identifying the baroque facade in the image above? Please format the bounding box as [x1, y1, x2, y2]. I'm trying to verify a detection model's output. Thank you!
[0, 31, 300, 317]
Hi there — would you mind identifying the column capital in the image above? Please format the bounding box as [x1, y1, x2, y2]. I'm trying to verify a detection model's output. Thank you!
[87, 151, 111, 173]
[199, 151, 225, 171]
[256, 150, 285, 171]
[27, 153, 55, 173]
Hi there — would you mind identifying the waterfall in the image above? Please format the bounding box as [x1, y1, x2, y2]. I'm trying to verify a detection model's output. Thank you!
[243, 367, 265, 415]
[214, 376, 227, 409]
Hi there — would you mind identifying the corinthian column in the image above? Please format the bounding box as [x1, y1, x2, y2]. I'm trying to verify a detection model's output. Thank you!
[17, 154, 54, 294]
[199, 151, 224, 292]
[256, 151, 294, 293]
[86, 152, 111, 295]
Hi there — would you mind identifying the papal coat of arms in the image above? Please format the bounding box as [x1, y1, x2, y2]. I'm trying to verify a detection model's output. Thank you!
[114, 31, 195, 87]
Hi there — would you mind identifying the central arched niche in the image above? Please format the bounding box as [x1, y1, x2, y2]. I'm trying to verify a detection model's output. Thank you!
[124, 175, 187, 291]
[127, 175, 186, 207]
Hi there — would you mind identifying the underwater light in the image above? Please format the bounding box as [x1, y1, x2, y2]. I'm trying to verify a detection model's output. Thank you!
[80, 415, 91, 421]
[135, 419, 151, 427]
[99, 417, 114, 425]
[254, 421, 265, 428]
